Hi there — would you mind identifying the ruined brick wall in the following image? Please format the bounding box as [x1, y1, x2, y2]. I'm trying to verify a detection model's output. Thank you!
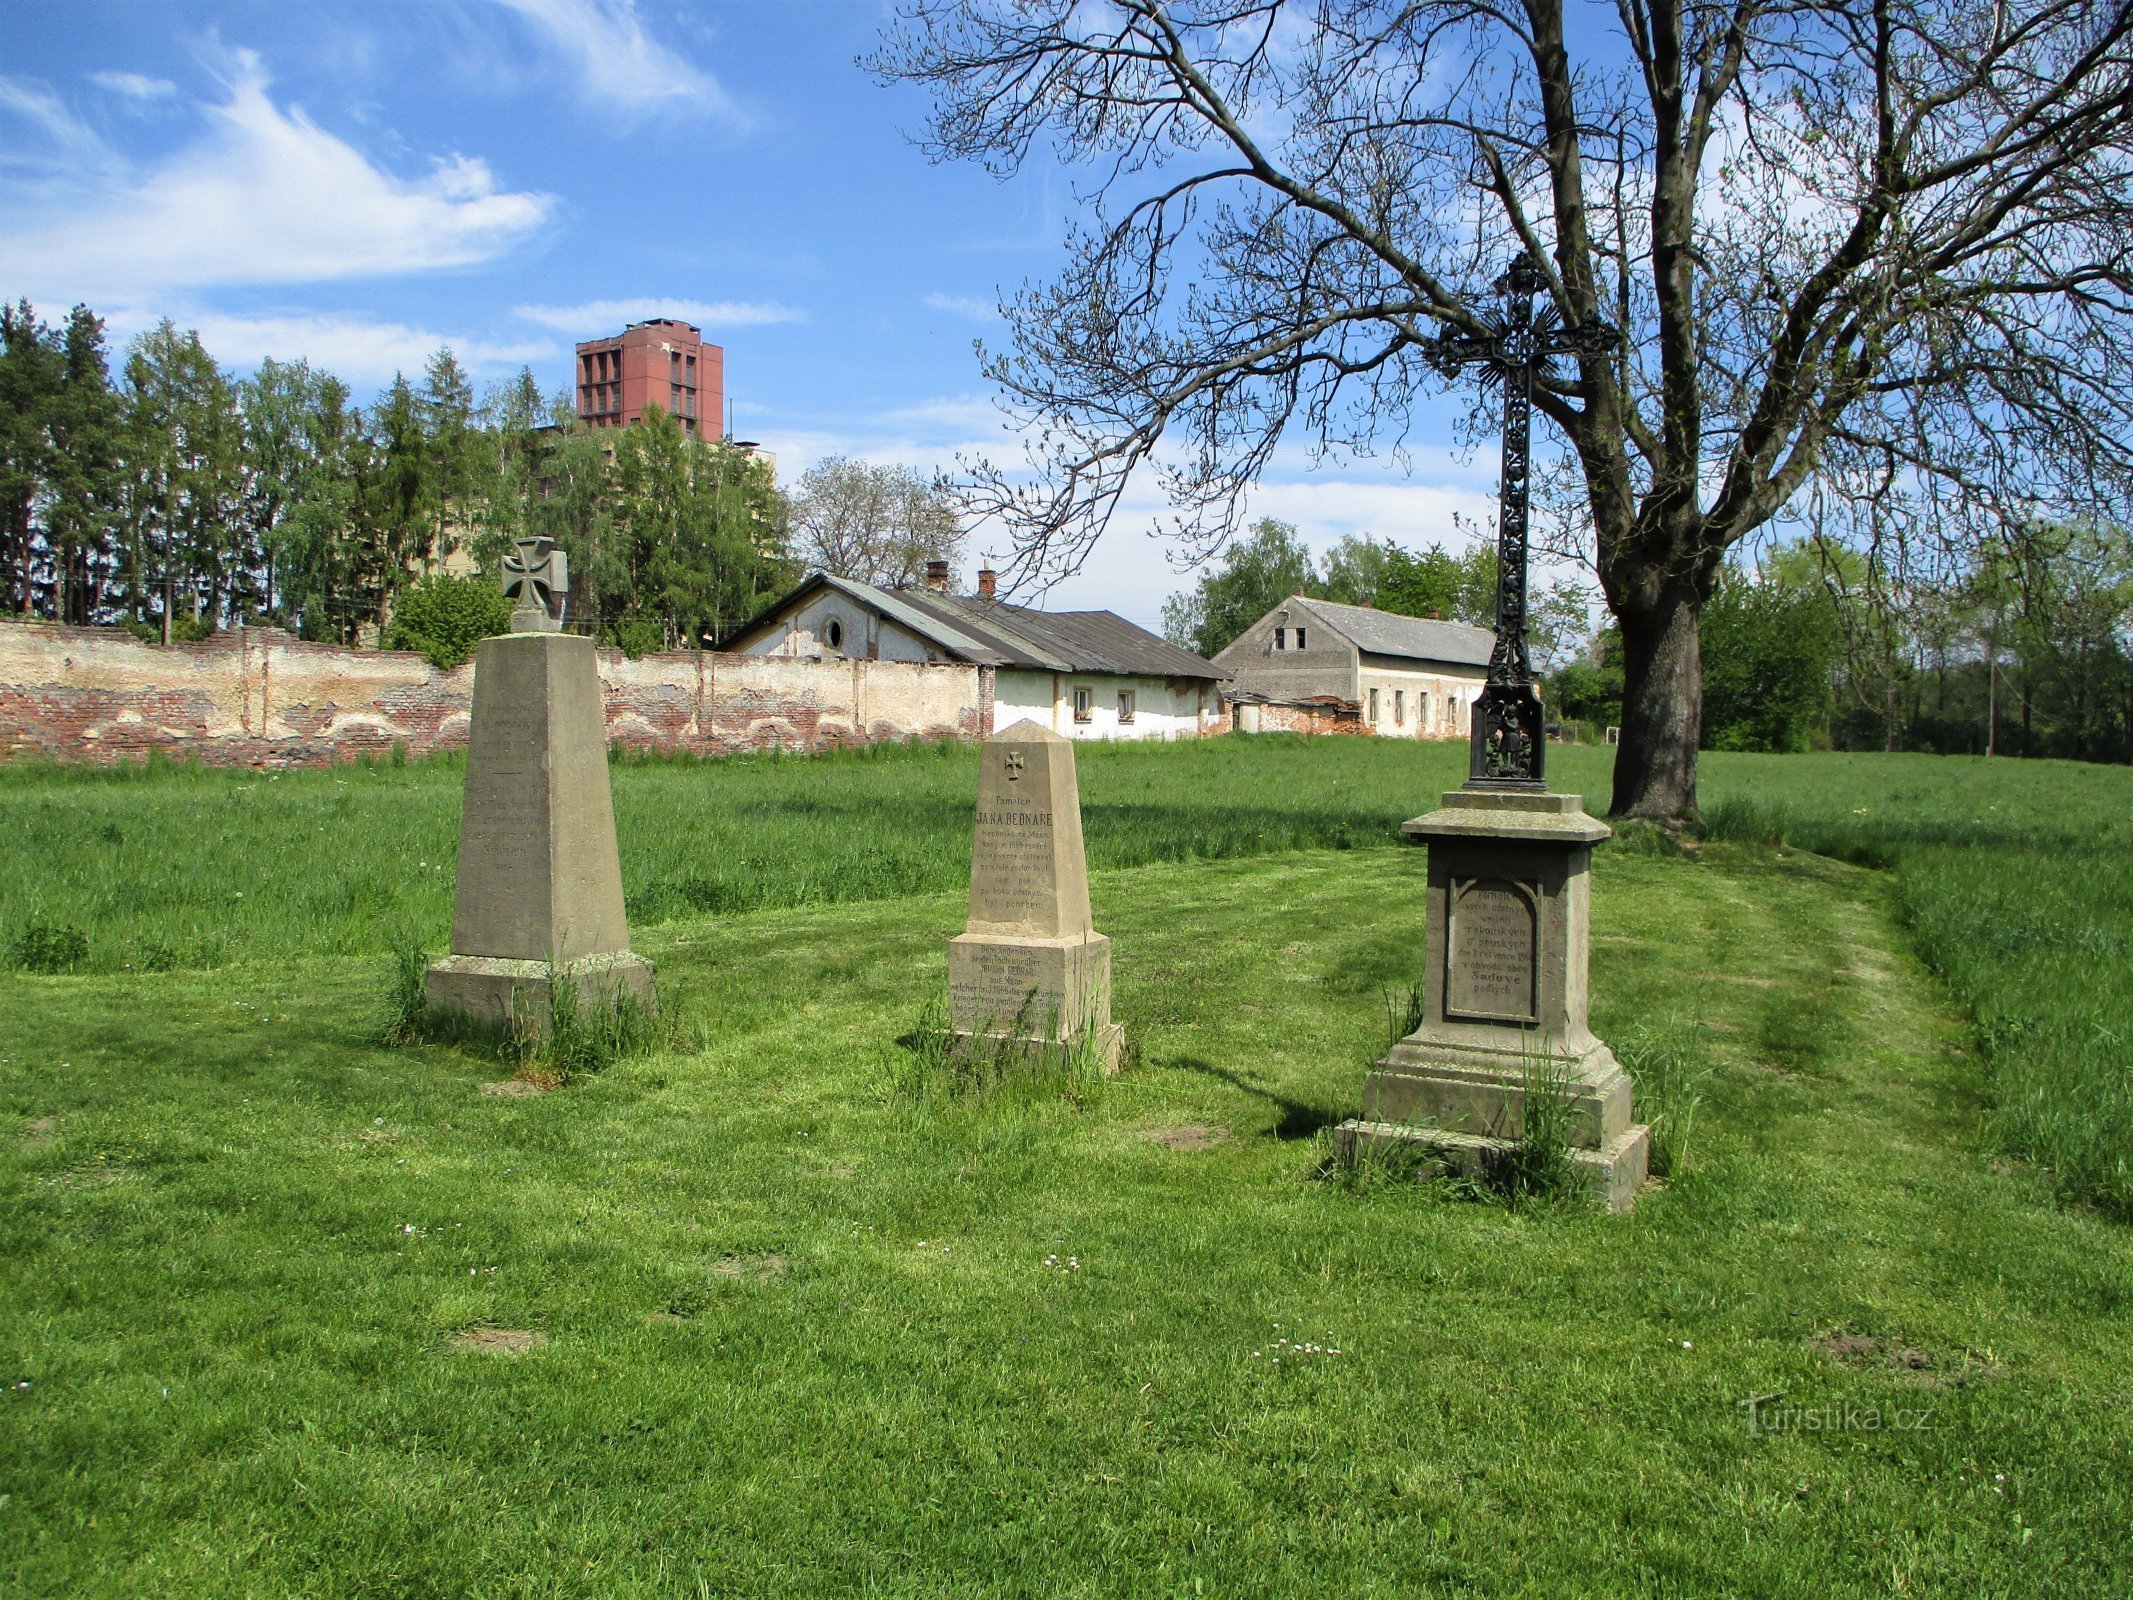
[0, 620, 986, 766]
[1228, 696, 1367, 736]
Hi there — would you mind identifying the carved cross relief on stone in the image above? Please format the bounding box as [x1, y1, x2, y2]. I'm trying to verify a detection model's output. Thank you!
[502, 537, 568, 632]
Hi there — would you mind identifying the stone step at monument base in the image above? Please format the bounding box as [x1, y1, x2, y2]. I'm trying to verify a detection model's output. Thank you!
[1364, 1034, 1635, 1150]
[1333, 1116, 1651, 1213]
[947, 1022, 1125, 1078]
[425, 951, 655, 1039]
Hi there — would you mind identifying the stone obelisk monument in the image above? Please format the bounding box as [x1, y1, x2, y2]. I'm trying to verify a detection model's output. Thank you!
[424, 537, 653, 1035]
[1334, 257, 1647, 1209]
[947, 719, 1123, 1071]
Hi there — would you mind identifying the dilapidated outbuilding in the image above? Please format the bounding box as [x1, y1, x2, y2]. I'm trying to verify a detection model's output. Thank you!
[722, 568, 1228, 740]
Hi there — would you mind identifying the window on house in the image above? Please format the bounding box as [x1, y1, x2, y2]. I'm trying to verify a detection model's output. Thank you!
[1419, 692, 1431, 728]
[1294, 627, 1306, 650]
[1394, 689, 1406, 725]
[824, 618, 844, 651]
[1273, 627, 1286, 649]
[1368, 688, 1380, 722]
[1117, 690, 1136, 724]
[1073, 687, 1093, 722]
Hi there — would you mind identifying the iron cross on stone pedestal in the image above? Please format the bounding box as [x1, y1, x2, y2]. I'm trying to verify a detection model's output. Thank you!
[502, 536, 567, 632]
[1429, 256, 1619, 789]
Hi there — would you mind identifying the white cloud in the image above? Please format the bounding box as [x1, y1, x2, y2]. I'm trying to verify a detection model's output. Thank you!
[513, 296, 805, 332]
[0, 53, 553, 306]
[923, 291, 1000, 322]
[492, 0, 743, 123]
[139, 310, 559, 384]
[89, 71, 177, 100]
[0, 77, 110, 167]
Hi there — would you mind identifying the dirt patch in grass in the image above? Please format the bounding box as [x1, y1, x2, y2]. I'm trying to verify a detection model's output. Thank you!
[20, 1116, 56, 1145]
[710, 1252, 788, 1281]
[451, 1327, 547, 1355]
[47, 1163, 130, 1187]
[480, 1078, 547, 1098]
[1813, 1332, 1933, 1371]
[1145, 1123, 1228, 1152]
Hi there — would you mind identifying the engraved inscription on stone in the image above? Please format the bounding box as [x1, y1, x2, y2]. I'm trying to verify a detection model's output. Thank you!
[1447, 877, 1538, 1023]
[951, 945, 1053, 1031]
[969, 801, 1057, 929]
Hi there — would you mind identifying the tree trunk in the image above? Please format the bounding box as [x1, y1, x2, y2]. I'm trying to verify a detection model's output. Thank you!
[1610, 581, 1703, 820]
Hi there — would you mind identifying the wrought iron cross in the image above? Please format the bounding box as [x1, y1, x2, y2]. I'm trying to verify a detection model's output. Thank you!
[1429, 256, 1619, 788]
[502, 536, 567, 632]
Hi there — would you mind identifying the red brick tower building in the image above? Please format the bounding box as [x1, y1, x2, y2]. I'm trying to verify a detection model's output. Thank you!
[574, 318, 724, 438]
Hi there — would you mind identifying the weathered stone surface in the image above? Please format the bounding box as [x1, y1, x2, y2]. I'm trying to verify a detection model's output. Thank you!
[424, 951, 654, 1036]
[1340, 788, 1649, 1211]
[425, 632, 652, 1036]
[0, 619, 990, 767]
[947, 719, 1122, 1070]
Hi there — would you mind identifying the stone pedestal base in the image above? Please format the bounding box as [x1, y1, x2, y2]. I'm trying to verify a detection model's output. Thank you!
[424, 951, 655, 1039]
[1334, 1116, 1650, 1213]
[947, 930, 1121, 1074]
[1338, 788, 1648, 1213]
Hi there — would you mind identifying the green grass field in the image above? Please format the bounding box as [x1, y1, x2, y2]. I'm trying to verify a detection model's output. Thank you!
[4, 738, 2131, 1595]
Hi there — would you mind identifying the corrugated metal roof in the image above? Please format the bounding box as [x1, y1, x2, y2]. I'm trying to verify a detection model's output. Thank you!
[1293, 596, 1496, 667]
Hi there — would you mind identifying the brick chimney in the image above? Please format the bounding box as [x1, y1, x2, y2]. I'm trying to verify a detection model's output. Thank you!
[925, 559, 951, 592]
[977, 567, 997, 600]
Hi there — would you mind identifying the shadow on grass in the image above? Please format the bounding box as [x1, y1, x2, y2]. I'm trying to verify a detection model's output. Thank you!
[1169, 1056, 1345, 1141]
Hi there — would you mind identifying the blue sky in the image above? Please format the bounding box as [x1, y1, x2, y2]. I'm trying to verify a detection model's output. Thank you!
[0, 0, 1499, 623]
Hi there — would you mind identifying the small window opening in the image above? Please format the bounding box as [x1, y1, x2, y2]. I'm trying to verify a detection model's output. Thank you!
[1394, 689, 1406, 726]
[824, 618, 844, 650]
[1273, 627, 1286, 650]
[1073, 687, 1094, 722]
[1117, 690, 1136, 724]
[1368, 687, 1380, 722]
[1294, 627, 1306, 650]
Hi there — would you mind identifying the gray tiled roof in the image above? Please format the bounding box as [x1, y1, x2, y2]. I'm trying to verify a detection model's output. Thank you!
[721, 572, 1226, 680]
[1293, 596, 1496, 667]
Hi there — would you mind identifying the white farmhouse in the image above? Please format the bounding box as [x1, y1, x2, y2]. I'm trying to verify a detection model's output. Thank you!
[1214, 595, 1496, 738]
[722, 565, 1228, 740]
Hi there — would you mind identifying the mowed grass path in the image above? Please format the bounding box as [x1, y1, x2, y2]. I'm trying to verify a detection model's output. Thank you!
[5, 814, 2133, 1593]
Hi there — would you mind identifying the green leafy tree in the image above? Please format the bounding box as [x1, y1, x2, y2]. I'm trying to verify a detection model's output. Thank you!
[1699, 563, 1839, 752]
[118, 322, 241, 639]
[382, 573, 513, 669]
[1160, 517, 1317, 657]
[38, 307, 121, 624]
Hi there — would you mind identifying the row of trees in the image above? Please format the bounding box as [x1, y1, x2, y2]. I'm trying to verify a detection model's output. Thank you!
[1168, 514, 2133, 763]
[0, 300, 795, 651]
[1550, 523, 2133, 762]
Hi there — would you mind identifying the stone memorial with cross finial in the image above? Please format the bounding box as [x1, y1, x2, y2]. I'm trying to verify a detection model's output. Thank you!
[424, 536, 653, 1035]
[1333, 256, 1649, 1209]
[946, 719, 1123, 1071]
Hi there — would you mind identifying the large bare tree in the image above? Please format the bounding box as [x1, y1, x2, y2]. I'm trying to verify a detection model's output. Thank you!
[789, 455, 969, 589]
[873, 0, 2133, 817]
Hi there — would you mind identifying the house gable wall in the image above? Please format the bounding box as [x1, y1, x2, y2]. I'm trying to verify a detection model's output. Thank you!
[734, 590, 950, 664]
[1212, 602, 1358, 701]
